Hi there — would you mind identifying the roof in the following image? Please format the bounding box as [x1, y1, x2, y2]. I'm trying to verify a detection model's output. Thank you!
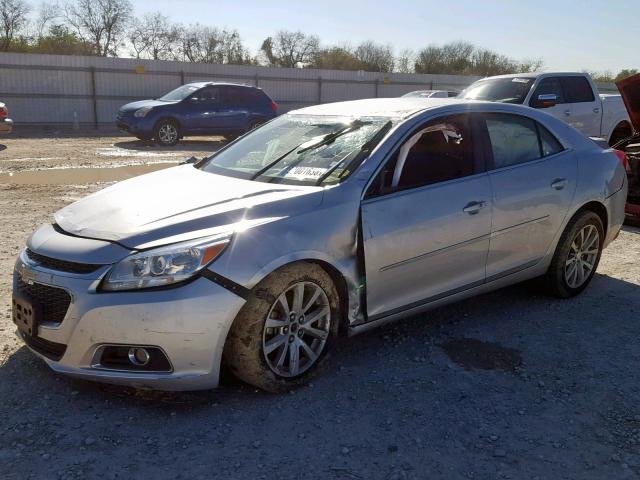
[185, 81, 257, 89]
[289, 97, 464, 118]
[475, 72, 588, 80]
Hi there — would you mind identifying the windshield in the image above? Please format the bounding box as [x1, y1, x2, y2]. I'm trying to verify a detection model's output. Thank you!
[158, 84, 200, 102]
[199, 114, 393, 185]
[459, 77, 534, 104]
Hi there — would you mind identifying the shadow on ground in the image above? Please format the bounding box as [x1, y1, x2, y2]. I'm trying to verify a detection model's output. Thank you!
[113, 138, 226, 154]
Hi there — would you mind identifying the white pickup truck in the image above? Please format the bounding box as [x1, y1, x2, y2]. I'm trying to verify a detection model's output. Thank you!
[459, 72, 633, 146]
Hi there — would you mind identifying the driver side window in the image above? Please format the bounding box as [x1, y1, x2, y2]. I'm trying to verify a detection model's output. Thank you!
[368, 115, 476, 196]
[530, 77, 565, 107]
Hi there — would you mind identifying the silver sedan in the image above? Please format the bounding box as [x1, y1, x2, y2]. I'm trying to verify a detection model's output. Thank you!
[13, 98, 628, 391]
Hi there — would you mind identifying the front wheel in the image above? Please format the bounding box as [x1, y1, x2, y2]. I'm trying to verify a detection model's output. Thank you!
[223, 262, 340, 392]
[545, 211, 604, 298]
[154, 120, 180, 147]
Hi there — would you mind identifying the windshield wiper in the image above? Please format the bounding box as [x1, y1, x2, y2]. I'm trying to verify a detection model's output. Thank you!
[315, 121, 392, 185]
[249, 120, 368, 180]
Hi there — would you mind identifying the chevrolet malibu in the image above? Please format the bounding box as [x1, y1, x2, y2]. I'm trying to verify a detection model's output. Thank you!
[13, 98, 627, 392]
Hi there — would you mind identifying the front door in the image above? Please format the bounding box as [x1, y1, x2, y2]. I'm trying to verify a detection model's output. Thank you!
[183, 86, 225, 133]
[361, 114, 492, 319]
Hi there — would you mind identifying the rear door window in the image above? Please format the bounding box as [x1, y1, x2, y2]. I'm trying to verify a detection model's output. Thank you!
[560, 77, 595, 103]
[225, 87, 268, 109]
[483, 113, 565, 169]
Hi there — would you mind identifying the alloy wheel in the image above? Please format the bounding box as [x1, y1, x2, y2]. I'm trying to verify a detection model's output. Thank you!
[564, 224, 600, 288]
[262, 281, 331, 378]
[158, 123, 178, 144]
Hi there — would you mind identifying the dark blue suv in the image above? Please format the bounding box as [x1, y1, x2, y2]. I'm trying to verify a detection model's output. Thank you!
[116, 82, 278, 146]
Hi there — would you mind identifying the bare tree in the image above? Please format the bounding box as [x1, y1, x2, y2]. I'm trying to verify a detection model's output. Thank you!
[34, 1, 57, 39]
[178, 24, 251, 65]
[129, 12, 179, 60]
[395, 48, 415, 73]
[415, 41, 542, 76]
[310, 45, 362, 70]
[0, 0, 31, 50]
[64, 0, 132, 56]
[354, 41, 394, 72]
[260, 30, 319, 68]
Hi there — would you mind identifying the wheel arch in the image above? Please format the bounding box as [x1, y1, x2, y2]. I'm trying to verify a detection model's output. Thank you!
[572, 200, 608, 237]
[608, 120, 633, 146]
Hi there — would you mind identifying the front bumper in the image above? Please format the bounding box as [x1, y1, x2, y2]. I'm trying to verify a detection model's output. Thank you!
[115, 113, 153, 137]
[13, 250, 246, 390]
[0, 118, 13, 134]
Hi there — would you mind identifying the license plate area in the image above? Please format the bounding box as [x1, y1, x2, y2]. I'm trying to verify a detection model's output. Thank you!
[12, 294, 41, 337]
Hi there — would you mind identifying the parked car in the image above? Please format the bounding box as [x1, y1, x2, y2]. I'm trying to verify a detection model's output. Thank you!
[402, 90, 458, 98]
[612, 73, 640, 222]
[459, 72, 632, 146]
[14, 98, 627, 392]
[116, 82, 278, 146]
[0, 101, 13, 135]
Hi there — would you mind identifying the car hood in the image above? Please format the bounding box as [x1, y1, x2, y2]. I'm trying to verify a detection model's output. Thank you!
[54, 164, 323, 249]
[119, 99, 176, 113]
[616, 73, 640, 133]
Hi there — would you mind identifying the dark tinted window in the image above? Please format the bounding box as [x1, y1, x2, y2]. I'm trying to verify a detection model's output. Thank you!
[530, 77, 565, 105]
[193, 86, 220, 103]
[225, 86, 269, 108]
[485, 114, 565, 169]
[560, 76, 595, 103]
[395, 115, 475, 190]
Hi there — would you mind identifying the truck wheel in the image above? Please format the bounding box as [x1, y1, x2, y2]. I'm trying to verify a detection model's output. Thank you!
[610, 122, 632, 147]
[223, 262, 340, 392]
[545, 211, 604, 298]
[154, 120, 180, 147]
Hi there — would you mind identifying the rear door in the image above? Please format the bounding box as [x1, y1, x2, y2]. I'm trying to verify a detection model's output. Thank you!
[215, 86, 253, 133]
[560, 76, 601, 136]
[361, 114, 492, 319]
[480, 112, 577, 278]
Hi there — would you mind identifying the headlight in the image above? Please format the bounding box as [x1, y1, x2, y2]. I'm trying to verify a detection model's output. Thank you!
[102, 235, 230, 291]
[134, 106, 153, 118]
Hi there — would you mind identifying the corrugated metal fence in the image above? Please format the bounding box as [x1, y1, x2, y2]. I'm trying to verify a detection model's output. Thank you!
[0, 52, 620, 127]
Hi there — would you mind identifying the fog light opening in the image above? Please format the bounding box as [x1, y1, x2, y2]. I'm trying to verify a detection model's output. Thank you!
[128, 347, 150, 366]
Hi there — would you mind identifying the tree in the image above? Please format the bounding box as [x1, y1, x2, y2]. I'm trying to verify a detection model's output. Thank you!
[615, 69, 639, 82]
[260, 30, 319, 68]
[129, 12, 179, 60]
[177, 24, 252, 65]
[31, 23, 94, 55]
[310, 46, 361, 70]
[415, 41, 542, 76]
[354, 41, 394, 72]
[64, 0, 132, 56]
[395, 48, 415, 74]
[0, 0, 30, 51]
[33, 1, 57, 39]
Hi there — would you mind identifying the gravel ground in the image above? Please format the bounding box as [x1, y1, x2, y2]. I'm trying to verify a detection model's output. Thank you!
[1, 135, 640, 479]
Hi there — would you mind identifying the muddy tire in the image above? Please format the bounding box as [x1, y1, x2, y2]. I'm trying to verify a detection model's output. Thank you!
[545, 211, 604, 298]
[154, 119, 180, 147]
[223, 262, 340, 392]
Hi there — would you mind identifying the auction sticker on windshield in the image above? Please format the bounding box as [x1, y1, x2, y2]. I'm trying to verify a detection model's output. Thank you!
[284, 166, 329, 180]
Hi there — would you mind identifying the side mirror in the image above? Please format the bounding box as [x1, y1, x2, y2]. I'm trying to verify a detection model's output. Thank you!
[532, 93, 557, 109]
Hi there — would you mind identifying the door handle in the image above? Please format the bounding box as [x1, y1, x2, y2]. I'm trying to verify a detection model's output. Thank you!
[563, 110, 571, 116]
[463, 201, 486, 215]
[593, 107, 600, 114]
[551, 178, 567, 190]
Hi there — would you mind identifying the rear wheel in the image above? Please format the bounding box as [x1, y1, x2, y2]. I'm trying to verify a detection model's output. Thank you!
[223, 262, 340, 392]
[610, 122, 633, 147]
[545, 211, 604, 297]
[154, 120, 180, 147]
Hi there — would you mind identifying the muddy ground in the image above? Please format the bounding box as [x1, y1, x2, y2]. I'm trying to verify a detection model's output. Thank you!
[1, 134, 640, 479]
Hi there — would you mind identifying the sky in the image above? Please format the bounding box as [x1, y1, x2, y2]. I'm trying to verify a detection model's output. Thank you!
[133, 0, 637, 73]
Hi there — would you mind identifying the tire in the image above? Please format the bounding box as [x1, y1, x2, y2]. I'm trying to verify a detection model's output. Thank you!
[545, 211, 604, 298]
[154, 119, 180, 147]
[223, 262, 340, 392]
[609, 123, 632, 148]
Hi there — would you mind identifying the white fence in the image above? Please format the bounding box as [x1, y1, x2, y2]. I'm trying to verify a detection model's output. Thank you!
[0, 52, 619, 127]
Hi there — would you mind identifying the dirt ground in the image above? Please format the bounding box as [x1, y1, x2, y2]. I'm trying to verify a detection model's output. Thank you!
[2, 134, 640, 479]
